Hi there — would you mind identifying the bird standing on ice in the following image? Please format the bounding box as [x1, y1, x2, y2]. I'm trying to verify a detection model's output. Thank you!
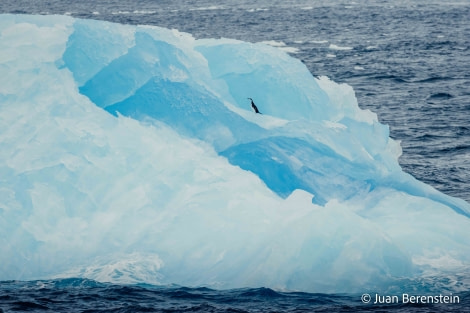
[247, 98, 261, 114]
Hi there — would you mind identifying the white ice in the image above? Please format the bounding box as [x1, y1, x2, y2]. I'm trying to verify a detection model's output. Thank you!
[0, 14, 469, 293]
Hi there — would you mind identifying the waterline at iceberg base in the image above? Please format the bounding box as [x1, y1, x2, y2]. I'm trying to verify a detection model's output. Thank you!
[1, 14, 469, 294]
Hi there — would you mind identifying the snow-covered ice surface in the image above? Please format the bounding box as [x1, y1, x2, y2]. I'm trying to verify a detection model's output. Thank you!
[1, 14, 469, 293]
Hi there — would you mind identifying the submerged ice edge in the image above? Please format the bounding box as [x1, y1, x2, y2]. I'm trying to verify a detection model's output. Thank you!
[0, 14, 469, 293]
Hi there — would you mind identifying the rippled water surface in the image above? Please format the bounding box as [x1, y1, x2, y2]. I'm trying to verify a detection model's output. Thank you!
[1, 0, 469, 312]
[1, 279, 470, 312]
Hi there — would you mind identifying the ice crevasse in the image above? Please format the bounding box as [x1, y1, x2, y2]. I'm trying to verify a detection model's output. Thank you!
[0, 14, 469, 293]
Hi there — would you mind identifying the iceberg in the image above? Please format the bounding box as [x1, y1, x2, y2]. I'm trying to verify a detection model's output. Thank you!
[1, 14, 469, 293]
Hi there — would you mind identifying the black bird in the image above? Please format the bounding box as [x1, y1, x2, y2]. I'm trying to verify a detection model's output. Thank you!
[247, 98, 261, 114]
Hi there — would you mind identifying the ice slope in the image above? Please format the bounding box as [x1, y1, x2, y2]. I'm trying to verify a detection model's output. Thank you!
[0, 14, 469, 293]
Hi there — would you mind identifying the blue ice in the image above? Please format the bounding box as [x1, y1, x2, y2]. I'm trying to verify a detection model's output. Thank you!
[0, 14, 469, 293]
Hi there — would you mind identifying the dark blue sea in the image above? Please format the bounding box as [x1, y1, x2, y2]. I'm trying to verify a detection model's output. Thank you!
[1, 0, 469, 312]
[1, 278, 469, 312]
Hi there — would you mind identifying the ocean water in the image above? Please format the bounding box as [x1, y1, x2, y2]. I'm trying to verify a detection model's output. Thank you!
[1, 278, 469, 312]
[1, 0, 469, 312]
